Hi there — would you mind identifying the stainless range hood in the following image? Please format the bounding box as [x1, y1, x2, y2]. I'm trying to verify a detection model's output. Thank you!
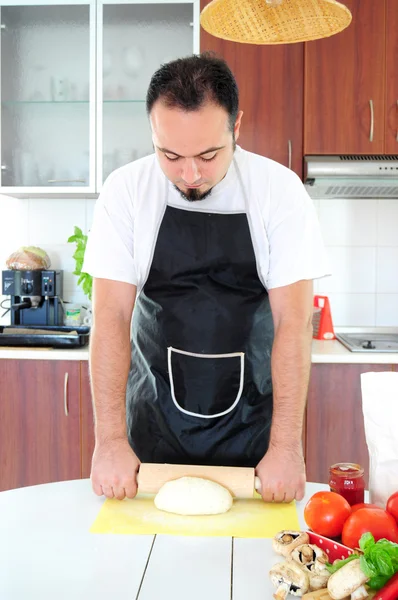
[304, 155, 398, 199]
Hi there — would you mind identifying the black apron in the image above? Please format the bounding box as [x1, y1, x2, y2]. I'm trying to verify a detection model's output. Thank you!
[127, 182, 274, 467]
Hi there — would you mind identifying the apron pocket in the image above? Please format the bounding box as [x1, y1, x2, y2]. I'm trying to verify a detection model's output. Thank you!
[167, 346, 244, 419]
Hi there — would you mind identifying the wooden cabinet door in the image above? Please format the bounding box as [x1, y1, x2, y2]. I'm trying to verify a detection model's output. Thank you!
[304, 0, 386, 155]
[306, 363, 394, 486]
[81, 361, 95, 479]
[385, 0, 398, 154]
[200, 1, 304, 178]
[0, 359, 80, 492]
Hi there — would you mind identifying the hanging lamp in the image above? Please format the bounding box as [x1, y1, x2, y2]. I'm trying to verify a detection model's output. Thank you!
[200, 0, 352, 45]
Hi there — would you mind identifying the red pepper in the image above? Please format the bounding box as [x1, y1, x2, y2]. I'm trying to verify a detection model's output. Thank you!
[373, 573, 398, 600]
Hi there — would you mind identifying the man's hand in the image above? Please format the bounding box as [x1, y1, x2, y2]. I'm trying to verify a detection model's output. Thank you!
[91, 438, 140, 500]
[256, 445, 306, 503]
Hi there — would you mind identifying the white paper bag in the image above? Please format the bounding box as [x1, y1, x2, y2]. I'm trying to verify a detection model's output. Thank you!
[361, 371, 398, 507]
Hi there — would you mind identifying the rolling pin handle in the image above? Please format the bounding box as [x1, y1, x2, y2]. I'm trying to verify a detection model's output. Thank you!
[254, 476, 261, 492]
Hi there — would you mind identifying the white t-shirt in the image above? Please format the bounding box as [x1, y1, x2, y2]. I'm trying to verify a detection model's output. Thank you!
[83, 146, 330, 291]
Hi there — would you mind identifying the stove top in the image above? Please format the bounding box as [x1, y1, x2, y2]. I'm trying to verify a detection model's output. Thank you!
[336, 332, 398, 353]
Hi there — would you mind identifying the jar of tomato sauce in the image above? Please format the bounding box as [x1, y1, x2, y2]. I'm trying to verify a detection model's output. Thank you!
[329, 462, 365, 505]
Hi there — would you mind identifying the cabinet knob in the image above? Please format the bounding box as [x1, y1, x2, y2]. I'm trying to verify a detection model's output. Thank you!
[64, 372, 69, 417]
[369, 99, 374, 142]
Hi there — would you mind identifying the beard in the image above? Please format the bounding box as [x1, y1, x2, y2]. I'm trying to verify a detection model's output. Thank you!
[174, 184, 213, 202]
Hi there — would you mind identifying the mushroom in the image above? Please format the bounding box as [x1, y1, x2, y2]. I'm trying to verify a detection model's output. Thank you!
[272, 530, 310, 558]
[327, 559, 369, 600]
[291, 543, 328, 569]
[270, 561, 310, 599]
[290, 543, 331, 591]
[308, 572, 331, 592]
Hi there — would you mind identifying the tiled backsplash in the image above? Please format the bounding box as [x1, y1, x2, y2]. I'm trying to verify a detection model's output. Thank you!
[0, 194, 397, 328]
[314, 199, 398, 327]
[0, 195, 96, 325]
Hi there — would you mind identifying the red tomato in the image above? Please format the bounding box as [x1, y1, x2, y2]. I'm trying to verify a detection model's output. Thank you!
[351, 503, 384, 514]
[304, 491, 351, 538]
[386, 491, 398, 524]
[342, 507, 398, 549]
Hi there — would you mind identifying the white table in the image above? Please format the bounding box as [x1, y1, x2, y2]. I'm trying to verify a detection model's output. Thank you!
[0, 479, 328, 599]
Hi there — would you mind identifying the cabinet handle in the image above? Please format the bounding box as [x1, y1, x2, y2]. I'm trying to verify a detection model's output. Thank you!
[47, 179, 85, 184]
[64, 372, 69, 416]
[288, 139, 292, 170]
[369, 99, 374, 142]
[396, 100, 398, 143]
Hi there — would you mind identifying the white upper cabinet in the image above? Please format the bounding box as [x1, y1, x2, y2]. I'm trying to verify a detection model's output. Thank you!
[0, 0, 199, 196]
[98, 0, 198, 186]
[0, 0, 96, 194]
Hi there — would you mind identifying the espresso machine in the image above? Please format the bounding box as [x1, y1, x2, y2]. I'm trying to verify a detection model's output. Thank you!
[2, 269, 64, 326]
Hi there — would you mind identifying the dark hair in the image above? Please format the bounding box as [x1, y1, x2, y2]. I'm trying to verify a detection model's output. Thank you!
[146, 52, 239, 132]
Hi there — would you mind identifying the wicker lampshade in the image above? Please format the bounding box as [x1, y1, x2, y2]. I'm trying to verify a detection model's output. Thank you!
[200, 0, 352, 45]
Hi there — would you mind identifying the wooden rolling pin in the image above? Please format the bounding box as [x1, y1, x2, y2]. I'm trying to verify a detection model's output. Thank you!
[137, 463, 262, 498]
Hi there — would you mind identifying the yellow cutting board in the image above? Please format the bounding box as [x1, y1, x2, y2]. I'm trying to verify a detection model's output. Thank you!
[90, 493, 300, 538]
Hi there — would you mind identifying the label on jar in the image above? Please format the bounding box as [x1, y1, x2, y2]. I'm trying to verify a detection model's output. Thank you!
[64, 306, 81, 326]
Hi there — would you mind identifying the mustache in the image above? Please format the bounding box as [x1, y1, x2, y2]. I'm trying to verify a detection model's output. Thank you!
[175, 180, 206, 186]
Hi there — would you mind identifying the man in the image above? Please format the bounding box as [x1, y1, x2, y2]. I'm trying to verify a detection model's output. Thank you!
[83, 53, 329, 505]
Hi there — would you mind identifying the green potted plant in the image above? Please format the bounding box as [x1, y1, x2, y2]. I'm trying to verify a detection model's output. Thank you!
[67, 226, 92, 301]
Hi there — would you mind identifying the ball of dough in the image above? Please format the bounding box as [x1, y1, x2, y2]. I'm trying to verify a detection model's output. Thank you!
[154, 476, 233, 516]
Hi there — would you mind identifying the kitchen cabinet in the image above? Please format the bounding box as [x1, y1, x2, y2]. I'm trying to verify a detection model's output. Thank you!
[386, 0, 398, 154]
[200, 0, 304, 178]
[304, 0, 387, 155]
[98, 0, 196, 185]
[305, 363, 395, 486]
[0, 0, 199, 196]
[3, 357, 397, 492]
[0, 1, 96, 194]
[81, 361, 95, 478]
[0, 359, 81, 492]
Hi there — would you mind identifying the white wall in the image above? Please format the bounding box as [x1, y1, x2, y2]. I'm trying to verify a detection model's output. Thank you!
[1, 194, 397, 328]
[0, 195, 96, 325]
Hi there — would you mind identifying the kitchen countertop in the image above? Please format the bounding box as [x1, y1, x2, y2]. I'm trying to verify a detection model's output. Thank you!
[311, 338, 398, 364]
[0, 345, 90, 360]
[0, 478, 327, 600]
[1, 331, 398, 363]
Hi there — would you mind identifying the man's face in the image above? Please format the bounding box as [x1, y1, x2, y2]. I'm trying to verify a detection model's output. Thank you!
[150, 101, 243, 201]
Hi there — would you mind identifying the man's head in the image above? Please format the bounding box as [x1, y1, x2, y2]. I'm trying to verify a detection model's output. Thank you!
[146, 53, 243, 202]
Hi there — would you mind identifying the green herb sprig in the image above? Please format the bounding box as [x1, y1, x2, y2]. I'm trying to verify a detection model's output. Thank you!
[327, 533, 398, 590]
[67, 226, 92, 301]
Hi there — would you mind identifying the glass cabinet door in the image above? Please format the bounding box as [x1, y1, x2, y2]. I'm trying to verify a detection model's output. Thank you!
[0, 0, 95, 194]
[98, 0, 198, 187]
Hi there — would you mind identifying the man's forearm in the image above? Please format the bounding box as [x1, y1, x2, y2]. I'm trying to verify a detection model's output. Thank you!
[269, 320, 313, 451]
[89, 319, 132, 444]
